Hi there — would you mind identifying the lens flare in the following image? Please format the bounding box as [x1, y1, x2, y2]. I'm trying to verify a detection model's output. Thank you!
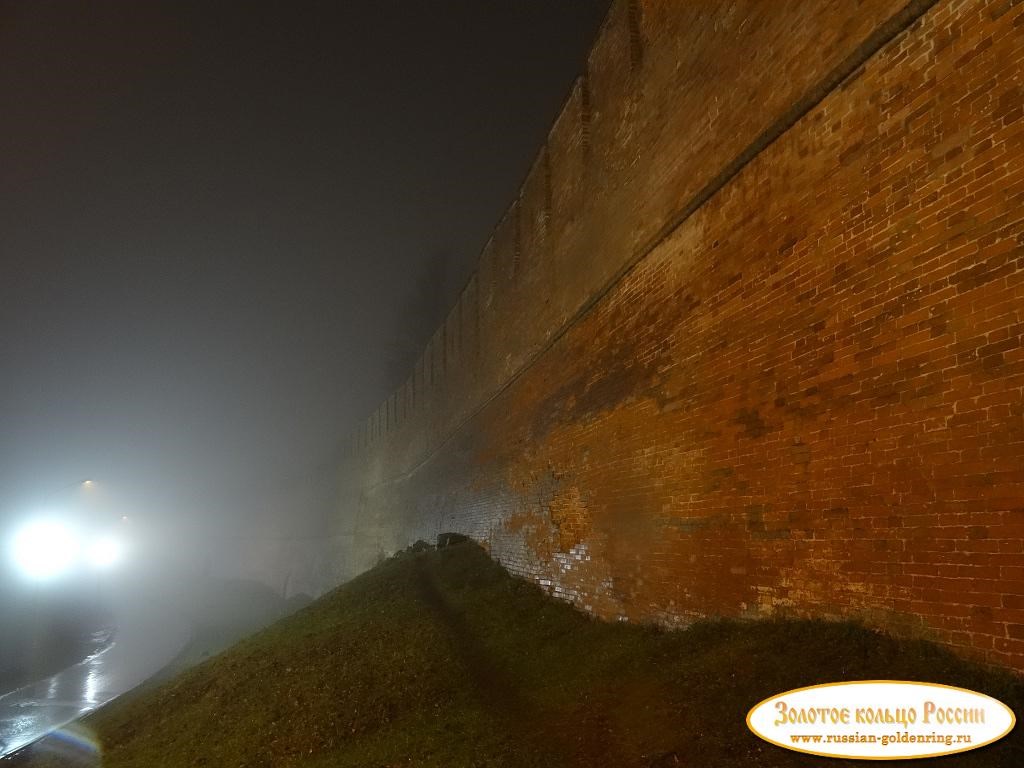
[29, 722, 102, 766]
[9, 519, 79, 580]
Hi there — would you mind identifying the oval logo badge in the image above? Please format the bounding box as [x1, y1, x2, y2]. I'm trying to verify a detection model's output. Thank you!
[747, 680, 1015, 759]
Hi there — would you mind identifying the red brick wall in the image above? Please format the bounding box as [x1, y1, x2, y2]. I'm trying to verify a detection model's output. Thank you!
[337, 0, 1024, 671]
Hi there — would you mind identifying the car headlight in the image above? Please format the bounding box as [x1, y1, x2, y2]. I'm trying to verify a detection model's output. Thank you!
[9, 519, 79, 581]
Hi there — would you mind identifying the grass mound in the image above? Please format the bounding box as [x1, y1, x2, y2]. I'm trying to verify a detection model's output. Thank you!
[13, 541, 1024, 767]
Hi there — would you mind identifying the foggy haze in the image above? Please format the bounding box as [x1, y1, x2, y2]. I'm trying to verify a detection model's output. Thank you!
[0, 1, 609, 533]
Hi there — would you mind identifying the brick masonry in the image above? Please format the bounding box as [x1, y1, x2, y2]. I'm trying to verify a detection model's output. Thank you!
[336, 0, 1024, 670]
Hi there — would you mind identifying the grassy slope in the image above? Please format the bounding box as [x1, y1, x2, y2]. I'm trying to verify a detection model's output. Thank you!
[16, 542, 1024, 767]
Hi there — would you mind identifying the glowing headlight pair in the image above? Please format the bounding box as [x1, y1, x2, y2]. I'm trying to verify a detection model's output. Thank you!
[8, 519, 124, 581]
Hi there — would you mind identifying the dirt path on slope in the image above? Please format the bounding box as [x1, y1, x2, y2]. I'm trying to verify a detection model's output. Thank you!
[412, 555, 576, 767]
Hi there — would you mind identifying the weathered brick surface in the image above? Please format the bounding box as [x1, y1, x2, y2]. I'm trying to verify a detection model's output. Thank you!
[338, 0, 1024, 670]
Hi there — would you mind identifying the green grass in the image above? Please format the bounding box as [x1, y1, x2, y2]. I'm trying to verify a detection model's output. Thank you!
[14, 541, 1024, 767]
[148, 578, 312, 683]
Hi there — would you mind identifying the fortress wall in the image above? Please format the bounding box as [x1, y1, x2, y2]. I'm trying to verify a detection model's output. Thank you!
[337, 0, 1024, 670]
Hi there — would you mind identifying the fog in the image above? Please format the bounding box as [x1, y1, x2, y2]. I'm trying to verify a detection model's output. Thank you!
[1, 2, 605, 553]
[0, 1, 608, 738]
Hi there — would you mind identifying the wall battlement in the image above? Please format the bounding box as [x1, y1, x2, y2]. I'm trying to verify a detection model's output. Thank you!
[350, 0, 930, 464]
[335, 0, 1024, 671]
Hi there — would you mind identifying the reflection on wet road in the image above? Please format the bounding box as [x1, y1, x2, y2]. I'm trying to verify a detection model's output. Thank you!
[0, 600, 189, 758]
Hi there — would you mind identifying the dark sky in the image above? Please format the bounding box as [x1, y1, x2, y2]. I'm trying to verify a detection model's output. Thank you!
[0, 1, 608, 524]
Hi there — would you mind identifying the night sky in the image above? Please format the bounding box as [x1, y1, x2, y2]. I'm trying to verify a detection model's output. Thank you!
[0, 1, 608, 525]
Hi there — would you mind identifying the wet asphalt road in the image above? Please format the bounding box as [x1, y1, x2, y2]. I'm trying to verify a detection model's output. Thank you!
[0, 598, 189, 760]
